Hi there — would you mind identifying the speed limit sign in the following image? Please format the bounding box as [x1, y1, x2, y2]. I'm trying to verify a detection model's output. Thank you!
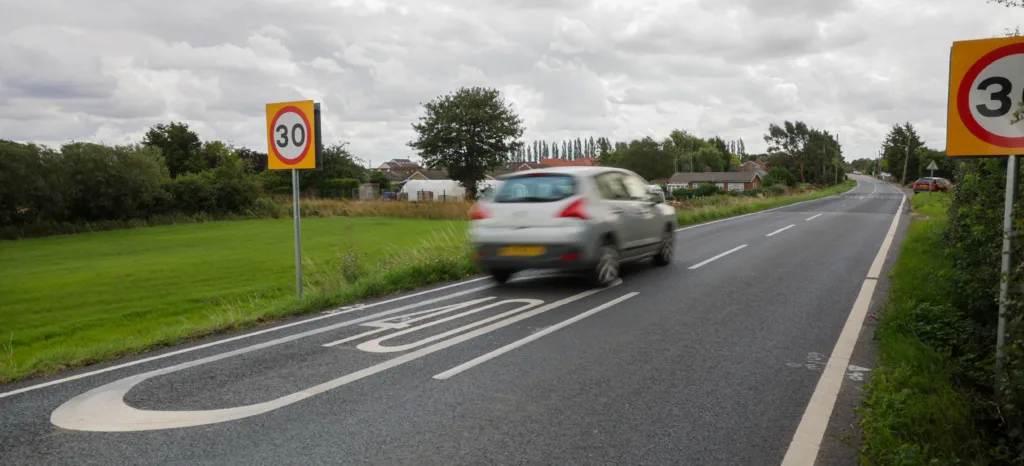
[947, 37, 1024, 156]
[266, 100, 317, 169]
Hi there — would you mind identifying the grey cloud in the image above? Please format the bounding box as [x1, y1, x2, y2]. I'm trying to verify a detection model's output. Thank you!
[2, 0, 1022, 163]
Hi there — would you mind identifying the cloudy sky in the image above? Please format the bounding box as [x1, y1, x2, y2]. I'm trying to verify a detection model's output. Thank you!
[2, 0, 1022, 167]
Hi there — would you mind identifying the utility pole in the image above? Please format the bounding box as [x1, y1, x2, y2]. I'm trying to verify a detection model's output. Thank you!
[901, 123, 912, 185]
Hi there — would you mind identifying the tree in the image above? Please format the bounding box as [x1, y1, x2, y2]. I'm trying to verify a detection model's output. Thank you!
[589, 136, 596, 157]
[237, 148, 268, 172]
[881, 122, 924, 185]
[142, 122, 203, 178]
[575, 138, 582, 159]
[603, 137, 674, 180]
[562, 141, 568, 160]
[764, 121, 811, 182]
[408, 86, 525, 199]
[298, 143, 367, 189]
[738, 138, 746, 156]
[368, 170, 393, 191]
[916, 147, 953, 179]
[694, 146, 725, 172]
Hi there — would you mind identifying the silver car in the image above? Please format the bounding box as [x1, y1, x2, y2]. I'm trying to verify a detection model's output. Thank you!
[469, 166, 678, 286]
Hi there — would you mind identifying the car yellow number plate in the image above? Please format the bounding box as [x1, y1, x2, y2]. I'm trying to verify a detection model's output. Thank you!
[498, 246, 546, 257]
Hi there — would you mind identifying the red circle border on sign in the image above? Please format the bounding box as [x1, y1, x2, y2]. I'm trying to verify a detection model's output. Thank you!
[957, 42, 1024, 148]
[269, 105, 312, 166]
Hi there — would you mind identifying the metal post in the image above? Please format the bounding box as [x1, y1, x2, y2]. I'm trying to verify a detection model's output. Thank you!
[997, 155, 1019, 394]
[291, 169, 303, 298]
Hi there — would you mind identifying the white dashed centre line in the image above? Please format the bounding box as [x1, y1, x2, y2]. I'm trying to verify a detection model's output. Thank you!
[688, 244, 748, 270]
[766, 224, 796, 237]
[806, 214, 823, 221]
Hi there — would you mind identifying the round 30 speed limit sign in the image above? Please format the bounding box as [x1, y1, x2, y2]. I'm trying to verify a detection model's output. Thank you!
[948, 37, 1024, 156]
[266, 100, 317, 169]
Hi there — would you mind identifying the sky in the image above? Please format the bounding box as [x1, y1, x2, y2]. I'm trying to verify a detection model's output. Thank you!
[1, 0, 1022, 167]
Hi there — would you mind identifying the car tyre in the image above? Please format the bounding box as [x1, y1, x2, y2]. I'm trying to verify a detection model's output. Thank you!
[589, 242, 620, 287]
[652, 230, 674, 266]
[490, 269, 514, 284]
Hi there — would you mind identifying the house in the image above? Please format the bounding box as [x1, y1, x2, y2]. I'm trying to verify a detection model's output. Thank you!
[399, 169, 449, 181]
[667, 172, 763, 192]
[738, 156, 769, 177]
[378, 158, 422, 172]
[537, 157, 597, 167]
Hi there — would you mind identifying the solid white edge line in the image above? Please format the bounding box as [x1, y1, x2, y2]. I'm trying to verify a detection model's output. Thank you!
[673, 179, 859, 233]
[688, 244, 748, 270]
[0, 277, 492, 399]
[806, 214, 823, 221]
[766, 224, 796, 237]
[867, 194, 907, 279]
[779, 186, 906, 466]
[433, 292, 640, 380]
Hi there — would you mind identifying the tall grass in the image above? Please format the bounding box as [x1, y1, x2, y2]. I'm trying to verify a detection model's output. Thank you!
[675, 181, 855, 226]
[858, 192, 994, 465]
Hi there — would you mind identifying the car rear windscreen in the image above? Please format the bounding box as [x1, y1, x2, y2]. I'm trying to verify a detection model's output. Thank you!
[493, 174, 577, 203]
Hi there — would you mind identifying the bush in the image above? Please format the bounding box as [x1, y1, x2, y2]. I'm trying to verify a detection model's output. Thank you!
[58, 142, 171, 222]
[672, 188, 696, 199]
[763, 167, 797, 187]
[693, 184, 723, 197]
[210, 152, 261, 213]
[169, 171, 217, 214]
[765, 184, 787, 196]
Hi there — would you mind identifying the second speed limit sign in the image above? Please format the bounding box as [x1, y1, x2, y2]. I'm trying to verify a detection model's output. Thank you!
[266, 100, 317, 169]
[948, 37, 1024, 156]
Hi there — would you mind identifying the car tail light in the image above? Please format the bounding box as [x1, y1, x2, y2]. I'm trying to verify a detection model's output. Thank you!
[557, 198, 589, 220]
[470, 203, 489, 220]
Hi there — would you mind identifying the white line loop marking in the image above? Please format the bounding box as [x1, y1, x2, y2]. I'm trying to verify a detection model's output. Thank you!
[50, 282, 620, 432]
[806, 214, 823, 221]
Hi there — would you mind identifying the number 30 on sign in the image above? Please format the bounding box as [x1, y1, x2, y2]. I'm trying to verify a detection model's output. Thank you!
[266, 100, 317, 169]
[947, 37, 1024, 156]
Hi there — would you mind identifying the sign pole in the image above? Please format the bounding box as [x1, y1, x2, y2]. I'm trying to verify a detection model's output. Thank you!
[292, 168, 303, 298]
[997, 155, 1018, 393]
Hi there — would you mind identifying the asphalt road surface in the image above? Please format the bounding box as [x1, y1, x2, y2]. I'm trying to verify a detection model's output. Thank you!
[0, 176, 907, 466]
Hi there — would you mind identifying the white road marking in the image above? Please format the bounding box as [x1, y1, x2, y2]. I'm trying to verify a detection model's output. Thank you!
[806, 214, 823, 221]
[688, 245, 747, 270]
[0, 279, 491, 400]
[433, 292, 640, 380]
[766, 224, 796, 237]
[869, 181, 877, 196]
[867, 194, 907, 279]
[50, 282, 620, 432]
[357, 298, 543, 353]
[780, 187, 906, 466]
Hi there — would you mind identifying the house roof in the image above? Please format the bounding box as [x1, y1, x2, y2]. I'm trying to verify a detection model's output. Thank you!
[383, 158, 419, 167]
[538, 157, 597, 167]
[668, 172, 762, 184]
[406, 169, 450, 180]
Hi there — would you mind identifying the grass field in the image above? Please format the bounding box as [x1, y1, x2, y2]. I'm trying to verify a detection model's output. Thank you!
[0, 217, 471, 382]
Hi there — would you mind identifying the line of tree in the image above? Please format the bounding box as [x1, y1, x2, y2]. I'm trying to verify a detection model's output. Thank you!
[509, 137, 613, 162]
[406, 86, 846, 196]
[0, 122, 380, 238]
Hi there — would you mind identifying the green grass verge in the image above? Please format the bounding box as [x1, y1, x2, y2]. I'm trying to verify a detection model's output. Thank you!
[676, 181, 856, 227]
[858, 192, 991, 465]
[0, 217, 474, 383]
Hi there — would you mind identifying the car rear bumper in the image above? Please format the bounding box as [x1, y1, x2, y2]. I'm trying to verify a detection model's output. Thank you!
[470, 224, 601, 271]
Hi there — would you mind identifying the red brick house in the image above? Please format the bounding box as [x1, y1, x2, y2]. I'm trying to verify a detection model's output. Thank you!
[666, 172, 763, 192]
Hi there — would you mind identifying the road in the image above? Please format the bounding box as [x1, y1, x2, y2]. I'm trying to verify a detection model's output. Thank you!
[0, 176, 907, 466]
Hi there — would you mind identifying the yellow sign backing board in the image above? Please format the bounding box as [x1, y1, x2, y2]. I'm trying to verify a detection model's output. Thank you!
[947, 37, 1024, 156]
[266, 100, 317, 169]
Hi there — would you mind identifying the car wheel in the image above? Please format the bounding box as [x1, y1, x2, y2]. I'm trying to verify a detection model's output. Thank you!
[490, 269, 514, 284]
[590, 243, 620, 287]
[653, 230, 674, 266]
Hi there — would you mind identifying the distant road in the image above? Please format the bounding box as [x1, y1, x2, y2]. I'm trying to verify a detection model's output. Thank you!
[0, 176, 906, 466]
